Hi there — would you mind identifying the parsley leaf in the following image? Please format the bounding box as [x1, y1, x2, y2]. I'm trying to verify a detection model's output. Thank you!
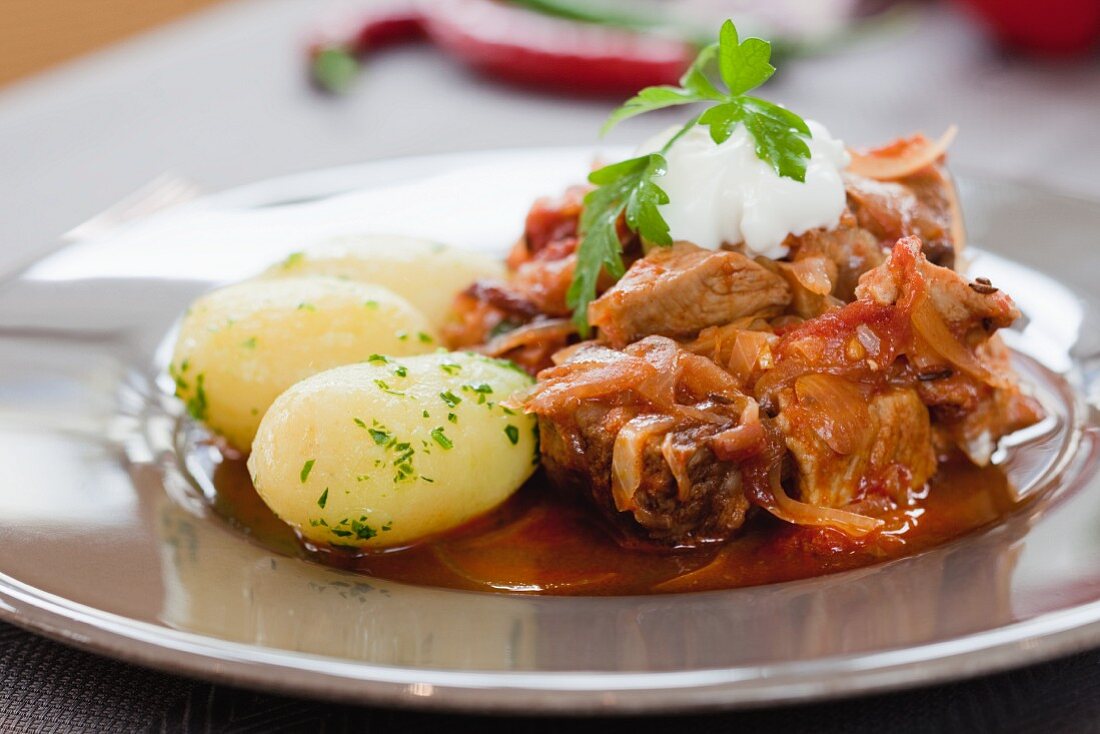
[740, 97, 812, 181]
[567, 154, 671, 333]
[600, 86, 705, 136]
[717, 22, 774, 95]
[599, 44, 725, 135]
[569, 19, 811, 332]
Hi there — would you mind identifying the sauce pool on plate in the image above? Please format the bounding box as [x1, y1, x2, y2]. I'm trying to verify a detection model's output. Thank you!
[209, 454, 1020, 596]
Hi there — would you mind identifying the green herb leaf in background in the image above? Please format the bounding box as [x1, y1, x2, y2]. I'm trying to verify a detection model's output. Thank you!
[312, 46, 360, 94]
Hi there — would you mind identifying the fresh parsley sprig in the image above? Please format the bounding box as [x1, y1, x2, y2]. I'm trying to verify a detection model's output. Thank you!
[567, 19, 812, 334]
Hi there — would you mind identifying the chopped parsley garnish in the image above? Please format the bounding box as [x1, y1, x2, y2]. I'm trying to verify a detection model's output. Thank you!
[393, 452, 416, 482]
[394, 365, 408, 378]
[368, 428, 391, 446]
[417, 332, 433, 344]
[462, 383, 494, 405]
[367, 354, 390, 364]
[351, 518, 377, 540]
[568, 19, 811, 334]
[297, 302, 316, 311]
[439, 390, 462, 408]
[504, 425, 520, 445]
[440, 362, 461, 376]
[300, 459, 315, 483]
[447, 412, 458, 424]
[353, 417, 367, 428]
[430, 427, 453, 450]
[169, 362, 189, 393]
[185, 373, 208, 421]
[240, 337, 257, 349]
[395, 331, 409, 341]
[280, 251, 304, 269]
[422, 409, 430, 418]
[374, 379, 405, 396]
[364, 300, 379, 309]
[317, 488, 328, 508]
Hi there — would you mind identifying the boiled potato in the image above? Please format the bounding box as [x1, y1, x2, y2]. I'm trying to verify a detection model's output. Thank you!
[248, 352, 537, 549]
[170, 277, 437, 451]
[262, 235, 505, 329]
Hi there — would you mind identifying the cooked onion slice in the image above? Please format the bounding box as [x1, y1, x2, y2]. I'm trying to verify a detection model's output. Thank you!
[661, 433, 695, 503]
[848, 126, 957, 181]
[726, 329, 774, 382]
[787, 257, 833, 295]
[481, 318, 575, 357]
[709, 421, 765, 462]
[611, 415, 675, 512]
[910, 295, 995, 384]
[764, 471, 884, 537]
[793, 373, 870, 455]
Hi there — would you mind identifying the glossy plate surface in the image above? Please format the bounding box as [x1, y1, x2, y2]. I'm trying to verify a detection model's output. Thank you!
[1, 148, 1099, 714]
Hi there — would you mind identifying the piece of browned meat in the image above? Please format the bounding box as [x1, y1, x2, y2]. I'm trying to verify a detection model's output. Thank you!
[845, 170, 960, 270]
[784, 214, 886, 304]
[589, 242, 791, 348]
[513, 185, 586, 261]
[777, 380, 937, 508]
[524, 336, 766, 547]
[758, 237, 1041, 517]
[783, 143, 964, 307]
[844, 130, 965, 268]
[854, 250, 1042, 464]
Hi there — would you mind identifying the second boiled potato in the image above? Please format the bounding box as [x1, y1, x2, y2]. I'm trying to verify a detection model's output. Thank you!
[170, 277, 436, 451]
[247, 352, 538, 549]
[263, 235, 505, 329]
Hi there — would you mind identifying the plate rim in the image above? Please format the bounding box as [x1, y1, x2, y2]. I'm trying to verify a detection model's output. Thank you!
[5, 569, 1100, 714]
[3, 147, 1100, 714]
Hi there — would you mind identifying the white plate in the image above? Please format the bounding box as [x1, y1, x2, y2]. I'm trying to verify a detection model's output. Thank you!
[0, 148, 1098, 714]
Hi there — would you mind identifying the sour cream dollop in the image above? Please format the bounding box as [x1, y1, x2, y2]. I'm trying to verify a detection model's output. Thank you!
[636, 119, 850, 259]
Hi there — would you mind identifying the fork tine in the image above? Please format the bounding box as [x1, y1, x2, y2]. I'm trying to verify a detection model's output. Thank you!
[64, 173, 203, 242]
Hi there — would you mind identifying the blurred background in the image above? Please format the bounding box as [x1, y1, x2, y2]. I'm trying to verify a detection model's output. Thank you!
[0, 0, 1098, 276]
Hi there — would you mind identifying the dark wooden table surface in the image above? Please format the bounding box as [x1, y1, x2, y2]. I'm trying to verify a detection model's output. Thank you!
[1, 1, 1099, 730]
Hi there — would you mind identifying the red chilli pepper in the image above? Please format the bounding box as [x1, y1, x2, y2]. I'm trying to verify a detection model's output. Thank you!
[307, 4, 427, 92]
[421, 0, 695, 94]
[307, 0, 695, 96]
[952, 0, 1100, 57]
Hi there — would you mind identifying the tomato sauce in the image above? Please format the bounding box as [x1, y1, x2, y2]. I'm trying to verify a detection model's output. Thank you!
[209, 454, 1021, 596]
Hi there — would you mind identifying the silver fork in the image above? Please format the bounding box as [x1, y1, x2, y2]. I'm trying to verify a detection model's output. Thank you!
[63, 173, 203, 243]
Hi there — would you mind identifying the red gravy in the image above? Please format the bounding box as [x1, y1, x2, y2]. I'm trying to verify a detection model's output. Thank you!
[210, 455, 1019, 595]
